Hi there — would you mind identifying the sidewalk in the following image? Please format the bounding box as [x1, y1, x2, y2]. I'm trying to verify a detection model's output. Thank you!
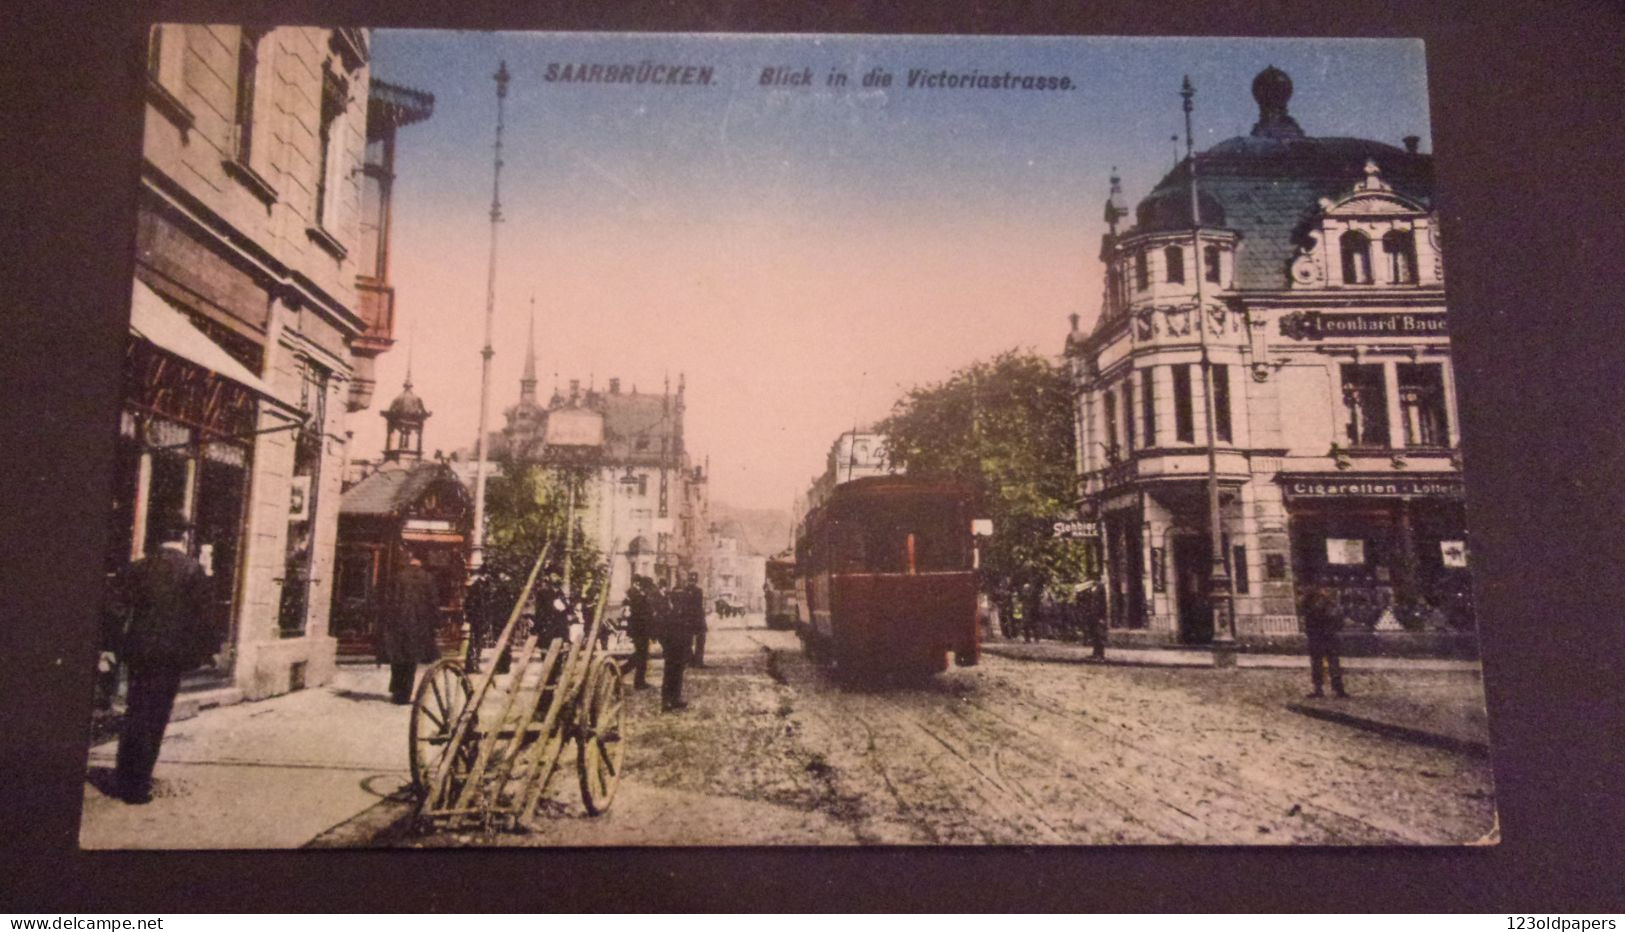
[982, 639, 1482, 672]
[80, 665, 415, 849]
[984, 638, 1491, 755]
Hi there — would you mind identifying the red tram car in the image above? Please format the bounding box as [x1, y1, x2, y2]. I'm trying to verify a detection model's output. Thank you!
[794, 477, 980, 678]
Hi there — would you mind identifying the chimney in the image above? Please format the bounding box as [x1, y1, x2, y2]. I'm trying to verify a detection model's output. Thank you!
[1069, 313, 1080, 332]
[609, 377, 621, 395]
[569, 379, 581, 402]
[1403, 135, 1420, 154]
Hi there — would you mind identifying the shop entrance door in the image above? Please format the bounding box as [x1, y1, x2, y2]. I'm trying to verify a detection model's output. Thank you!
[1174, 535, 1213, 644]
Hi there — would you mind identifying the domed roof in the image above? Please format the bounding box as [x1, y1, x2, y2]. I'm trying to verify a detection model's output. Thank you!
[1124, 66, 1433, 289]
[384, 380, 430, 421]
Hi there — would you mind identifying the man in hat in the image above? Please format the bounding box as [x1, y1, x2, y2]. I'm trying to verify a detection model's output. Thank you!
[1078, 580, 1108, 661]
[659, 573, 705, 711]
[382, 550, 442, 704]
[1302, 584, 1349, 699]
[624, 575, 656, 690]
[103, 511, 220, 803]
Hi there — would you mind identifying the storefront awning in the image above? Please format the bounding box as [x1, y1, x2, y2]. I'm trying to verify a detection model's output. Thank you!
[129, 280, 297, 412]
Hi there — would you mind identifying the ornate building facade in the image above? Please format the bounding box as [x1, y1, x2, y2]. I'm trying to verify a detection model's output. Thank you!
[486, 327, 711, 606]
[111, 26, 433, 699]
[1067, 67, 1471, 646]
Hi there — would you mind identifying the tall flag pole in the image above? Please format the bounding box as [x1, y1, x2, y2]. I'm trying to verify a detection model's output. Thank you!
[469, 60, 510, 570]
[1184, 75, 1236, 647]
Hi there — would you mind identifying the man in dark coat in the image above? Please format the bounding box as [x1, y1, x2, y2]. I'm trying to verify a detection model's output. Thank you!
[685, 572, 709, 667]
[1302, 584, 1349, 698]
[658, 574, 704, 711]
[624, 575, 655, 690]
[462, 566, 500, 675]
[104, 511, 219, 804]
[382, 551, 441, 704]
[1079, 581, 1108, 660]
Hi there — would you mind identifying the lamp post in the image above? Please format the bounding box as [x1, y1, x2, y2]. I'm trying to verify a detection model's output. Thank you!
[468, 60, 509, 571]
[1183, 76, 1237, 657]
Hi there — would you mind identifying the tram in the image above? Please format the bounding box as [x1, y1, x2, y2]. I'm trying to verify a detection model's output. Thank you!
[794, 476, 980, 678]
[764, 551, 798, 630]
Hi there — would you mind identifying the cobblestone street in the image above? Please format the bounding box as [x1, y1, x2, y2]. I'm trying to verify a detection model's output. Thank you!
[417, 617, 1496, 847]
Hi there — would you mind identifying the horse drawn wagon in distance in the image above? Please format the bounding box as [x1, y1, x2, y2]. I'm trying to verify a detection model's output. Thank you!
[407, 538, 626, 832]
[794, 476, 983, 681]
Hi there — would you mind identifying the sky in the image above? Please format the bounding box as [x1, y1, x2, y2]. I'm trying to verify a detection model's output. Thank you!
[357, 33, 1432, 512]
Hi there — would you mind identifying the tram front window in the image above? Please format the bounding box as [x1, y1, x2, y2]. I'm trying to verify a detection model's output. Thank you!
[833, 499, 967, 573]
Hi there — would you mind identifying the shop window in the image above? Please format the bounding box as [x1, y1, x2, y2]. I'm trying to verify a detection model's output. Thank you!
[1398, 363, 1448, 447]
[1172, 364, 1194, 443]
[1212, 363, 1232, 443]
[1134, 250, 1149, 291]
[1140, 368, 1156, 447]
[1204, 245, 1221, 284]
[1383, 230, 1418, 284]
[1102, 389, 1119, 461]
[1163, 245, 1185, 284]
[1340, 231, 1373, 284]
[278, 361, 330, 637]
[1122, 379, 1136, 453]
[1340, 363, 1389, 447]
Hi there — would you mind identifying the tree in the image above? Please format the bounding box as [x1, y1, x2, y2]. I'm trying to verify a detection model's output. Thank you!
[878, 349, 1089, 621]
[480, 449, 607, 620]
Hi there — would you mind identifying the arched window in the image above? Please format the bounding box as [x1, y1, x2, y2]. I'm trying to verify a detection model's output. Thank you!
[1164, 245, 1185, 284]
[1383, 230, 1417, 284]
[1134, 250, 1149, 290]
[1340, 231, 1373, 284]
[1204, 245, 1222, 284]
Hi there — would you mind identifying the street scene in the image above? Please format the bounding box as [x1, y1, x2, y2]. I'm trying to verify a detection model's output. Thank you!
[82, 614, 1493, 848]
[83, 29, 1496, 847]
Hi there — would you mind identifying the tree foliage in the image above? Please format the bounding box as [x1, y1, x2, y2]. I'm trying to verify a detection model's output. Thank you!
[878, 349, 1089, 611]
[480, 449, 607, 616]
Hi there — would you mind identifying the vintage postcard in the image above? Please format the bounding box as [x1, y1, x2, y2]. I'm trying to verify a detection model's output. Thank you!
[82, 29, 1495, 848]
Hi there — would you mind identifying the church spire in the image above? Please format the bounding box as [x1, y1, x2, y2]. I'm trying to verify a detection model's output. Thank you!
[520, 292, 537, 405]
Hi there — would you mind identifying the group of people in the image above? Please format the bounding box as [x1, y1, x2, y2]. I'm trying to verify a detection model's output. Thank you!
[623, 572, 707, 712]
[1003, 580, 1110, 660]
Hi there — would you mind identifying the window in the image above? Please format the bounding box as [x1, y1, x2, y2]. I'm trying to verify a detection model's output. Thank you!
[233, 28, 264, 163]
[1340, 363, 1390, 447]
[314, 69, 348, 232]
[1134, 250, 1149, 290]
[1204, 244, 1221, 284]
[1172, 364, 1194, 443]
[1212, 363, 1232, 443]
[1398, 363, 1448, 447]
[1164, 245, 1185, 284]
[1383, 230, 1418, 284]
[1140, 368, 1156, 448]
[146, 25, 164, 80]
[1340, 230, 1373, 284]
[1102, 390, 1119, 460]
[1231, 544, 1249, 594]
[1122, 378, 1136, 453]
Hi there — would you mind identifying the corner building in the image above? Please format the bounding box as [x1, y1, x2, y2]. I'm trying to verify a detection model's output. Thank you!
[1066, 67, 1473, 646]
[112, 26, 432, 700]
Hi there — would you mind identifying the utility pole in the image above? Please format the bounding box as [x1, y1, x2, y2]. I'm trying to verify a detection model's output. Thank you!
[469, 60, 509, 570]
[1183, 75, 1237, 654]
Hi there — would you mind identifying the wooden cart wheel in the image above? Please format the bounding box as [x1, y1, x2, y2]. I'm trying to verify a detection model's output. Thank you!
[577, 656, 626, 815]
[409, 658, 474, 798]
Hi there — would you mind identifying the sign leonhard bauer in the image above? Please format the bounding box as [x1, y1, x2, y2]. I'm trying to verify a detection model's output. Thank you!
[1279, 311, 1446, 341]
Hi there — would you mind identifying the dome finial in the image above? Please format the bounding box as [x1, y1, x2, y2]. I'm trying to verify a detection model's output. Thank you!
[1250, 65, 1304, 139]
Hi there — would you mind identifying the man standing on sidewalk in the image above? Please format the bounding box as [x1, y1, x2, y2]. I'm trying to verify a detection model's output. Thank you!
[382, 550, 441, 704]
[104, 511, 220, 804]
[1302, 584, 1349, 699]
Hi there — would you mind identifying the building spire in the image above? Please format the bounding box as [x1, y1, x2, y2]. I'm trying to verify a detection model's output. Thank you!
[404, 317, 415, 390]
[520, 292, 537, 405]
